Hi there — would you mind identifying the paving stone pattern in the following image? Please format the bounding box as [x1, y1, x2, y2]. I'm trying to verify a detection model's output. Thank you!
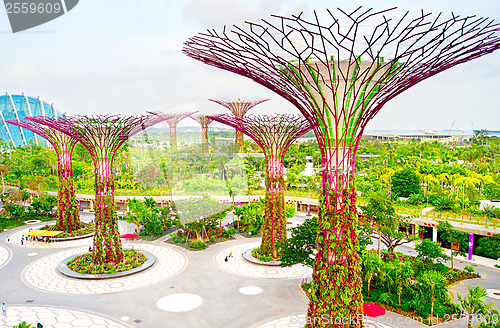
[23, 243, 187, 294]
[0, 306, 128, 328]
[215, 242, 312, 279]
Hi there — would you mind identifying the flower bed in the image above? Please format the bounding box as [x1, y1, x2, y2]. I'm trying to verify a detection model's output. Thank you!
[66, 249, 147, 275]
[41, 222, 95, 238]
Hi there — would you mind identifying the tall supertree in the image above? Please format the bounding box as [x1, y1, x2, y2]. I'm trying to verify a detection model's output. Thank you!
[157, 112, 196, 151]
[209, 98, 268, 151]
[28, 114, 166, 264]
[184, 7, 500, 326]
[191, 114, 214, 153]
[6, 119, 80, 232]
[210, 113, 311, 258]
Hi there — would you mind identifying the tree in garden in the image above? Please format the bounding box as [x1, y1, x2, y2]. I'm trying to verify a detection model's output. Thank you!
[191, 114, 215, 153]
[6, 119, 80, 232]
[418, 270, 448, 319]
[437, 221, 468, 269]
[360, 251, 380, 298]
[124, 198, 162, 237]
[415, 239, 450, 264]
[184, 7, 500, 325]
[174, 196, 230, 241]
[483, 182, 500, 201]
[388, 261, 414, 306]
[457, 285, 499, 328]
[361, 197, 416, 259]
[210, 113, 312, 258]
[280, 216, 318, 268]
[29, 114, 166, 264]
[391, 167, 421, 198]
[151, 112, 195, 151]
[209, 98, 268, 152]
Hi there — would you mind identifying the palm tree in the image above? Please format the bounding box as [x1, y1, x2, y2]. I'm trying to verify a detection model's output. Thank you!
[418, 270, 448, 319]
[361, 251, 381, 297]
[457, 285, 495, 328]
[389, 261, 415, 305]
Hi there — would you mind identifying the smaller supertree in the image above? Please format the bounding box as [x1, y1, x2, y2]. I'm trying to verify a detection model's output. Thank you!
[6, 119, 80, 232]
[209, 113, 311, 258]
[153, 112, 196, 151]
[29, 114, 167, 264]
[209, 98, 268, 151]
[191, 114, 214, 153]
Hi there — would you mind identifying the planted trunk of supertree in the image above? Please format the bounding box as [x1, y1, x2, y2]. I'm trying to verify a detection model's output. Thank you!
[209, 113, 311, 258]
[6, 120, 80, 232]
[158, 112, 196, 151]
[261, 157, 286, 258]
[209, 98, 269, 152]
[192, 115, 215, 153]
[56, 151, 80, 232]
[92, 160, 122, 263]
[185, 6, 500, 326]
[28, 114, 167, 265]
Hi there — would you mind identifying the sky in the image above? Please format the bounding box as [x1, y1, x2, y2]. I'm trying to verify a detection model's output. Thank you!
[0, 0, 499, 132]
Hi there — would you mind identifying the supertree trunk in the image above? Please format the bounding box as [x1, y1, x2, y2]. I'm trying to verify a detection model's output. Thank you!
[55, 152, 80, 232]
[260, 157, 286, 258]
[201, 125, 209, 153]
[92, 160, 123, 264]
[235, 130, 244, 152]
[169, 126, 177, 151]
[307, 148, 362, 327]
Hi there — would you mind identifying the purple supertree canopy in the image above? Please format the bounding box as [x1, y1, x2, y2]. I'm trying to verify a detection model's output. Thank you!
[28, 114, 165, 162]
[208, 113, 311, 162]
[5, 119, 77, 154]
[184, 7, 500, 176]
[208, 98, 269, 118]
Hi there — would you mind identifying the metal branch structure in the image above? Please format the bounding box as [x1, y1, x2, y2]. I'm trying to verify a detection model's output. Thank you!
[209, 98, 268, 151]
[155, 112, 196, 151]
[184, 7, 500, 326]
[28, 114, 165, 264]
[191, 114, 214, 153]
[6, 119, 80, 232]
[210, 113, 311, 258]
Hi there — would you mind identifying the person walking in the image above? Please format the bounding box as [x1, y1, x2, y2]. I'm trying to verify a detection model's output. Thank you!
[2, 302, 6, 316]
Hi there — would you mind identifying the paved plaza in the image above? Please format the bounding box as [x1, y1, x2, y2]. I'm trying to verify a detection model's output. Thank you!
[23, 243, 187, 294]
[214, 242, 312, 279]
[1, 306, 130, 328]
[1, 217, 499, 327]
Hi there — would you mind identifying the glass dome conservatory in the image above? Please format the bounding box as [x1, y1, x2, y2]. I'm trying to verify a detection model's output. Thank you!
[0, 92, 63, 147]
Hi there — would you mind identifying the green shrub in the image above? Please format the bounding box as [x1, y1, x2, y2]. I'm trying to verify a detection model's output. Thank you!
[188, 241, 207, 250]
[463, 265, 475, 273]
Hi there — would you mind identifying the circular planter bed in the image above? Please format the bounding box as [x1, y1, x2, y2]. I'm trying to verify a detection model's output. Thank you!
[25, 220, 42, 224]
[58, 249, 156, 280]
[242, 247, 280, 266]
[50, 232, 94, 242]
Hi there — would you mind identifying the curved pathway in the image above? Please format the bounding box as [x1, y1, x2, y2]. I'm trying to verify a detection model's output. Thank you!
[214, 242, 312, 279]
[23, 243, 187, 294]
[1, 306, 130, 328]
[0, 244, 10, 267]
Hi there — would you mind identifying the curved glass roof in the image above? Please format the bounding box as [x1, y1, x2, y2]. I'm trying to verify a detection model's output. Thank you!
[0, 93, 63, 147]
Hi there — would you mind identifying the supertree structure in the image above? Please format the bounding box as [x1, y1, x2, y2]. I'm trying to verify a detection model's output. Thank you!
[210, 113, 311, 258]
[191, 114, 214, 153]
[156, 112, 196, 151]
[28, 114, 166, 264]
[209, 98, 268, 151]
[6, 119, 80, 232]
[183, 7, 500, 326]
